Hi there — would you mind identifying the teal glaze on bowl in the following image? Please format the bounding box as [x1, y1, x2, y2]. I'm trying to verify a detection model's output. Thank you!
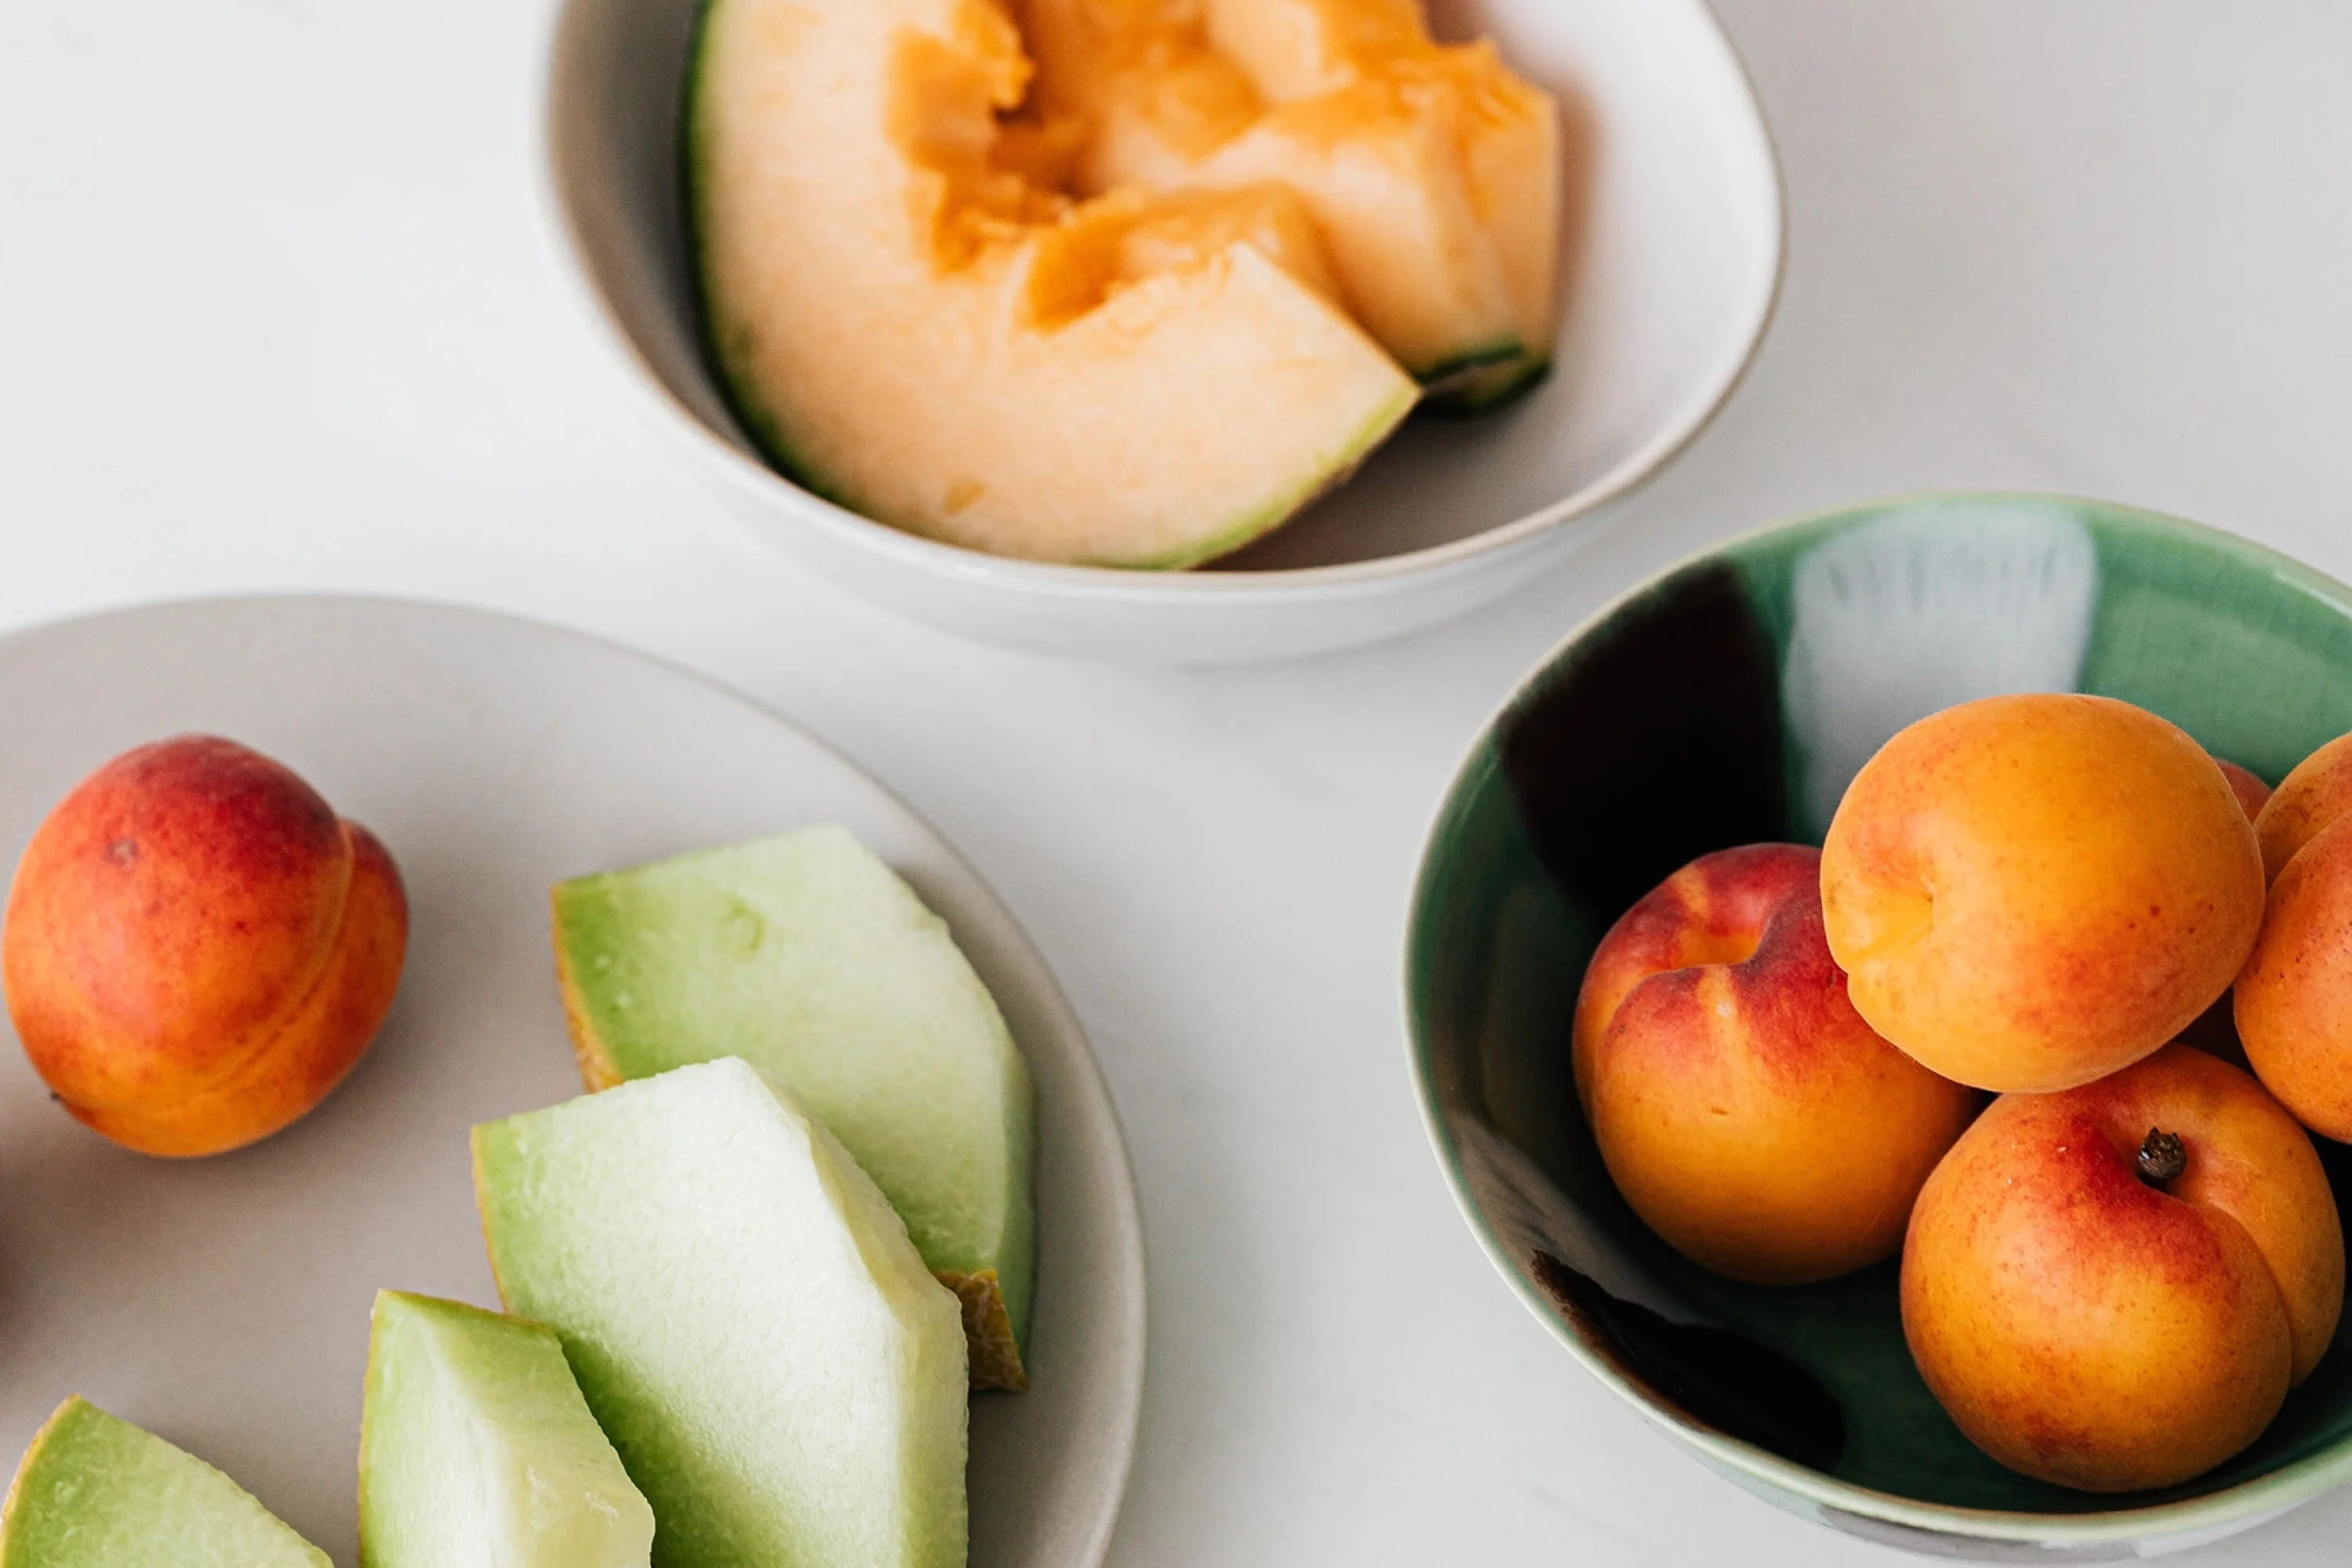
[1406, 495, 2352, 1559]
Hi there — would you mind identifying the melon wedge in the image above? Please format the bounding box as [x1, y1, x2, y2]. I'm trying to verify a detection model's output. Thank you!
[688, 0, 1414, 567]
[1201, 0, 1563, 405]
[1017, 0, 1559, 393]
[358, 1291, 655, 1568]
[1436, 43, 1564, 411]
[551, 826, 1035, 1391]
[473, 1058, 968, 1568]
[0, 1398, 328, 1568]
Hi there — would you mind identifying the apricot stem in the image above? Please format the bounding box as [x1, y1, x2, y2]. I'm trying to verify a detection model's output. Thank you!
[2137, 1127, 2187, 1186]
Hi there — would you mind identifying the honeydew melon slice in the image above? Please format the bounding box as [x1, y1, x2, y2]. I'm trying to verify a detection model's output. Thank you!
[550, 826, 1035, 1391]
[473, 1058, 968, 1568]
[1020, 0, 1523, 383]
[0, 1398, 328, 1568]
[688, 0, 1414, 567]
[1201, 0, 1563, 408]
[358, 1291, 654, 1568]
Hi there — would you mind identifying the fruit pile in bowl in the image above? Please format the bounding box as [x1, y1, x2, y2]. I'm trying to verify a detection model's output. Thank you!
[1406, 494, 2352, 1557]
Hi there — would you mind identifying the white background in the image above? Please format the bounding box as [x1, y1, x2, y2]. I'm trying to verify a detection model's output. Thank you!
[6, 2, 2352, 1563]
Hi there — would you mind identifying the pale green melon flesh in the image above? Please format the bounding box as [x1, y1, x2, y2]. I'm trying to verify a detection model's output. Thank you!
[358, 1291, 653, 1568]
[473, 1058, 968, 1568]
[687, 0, 1417, 567]
[0, 1398, 327, 1568]
[551, 826, 1035, 1375]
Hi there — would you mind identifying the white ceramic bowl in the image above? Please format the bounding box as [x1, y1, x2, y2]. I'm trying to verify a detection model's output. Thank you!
[540, 0, 1784, 662]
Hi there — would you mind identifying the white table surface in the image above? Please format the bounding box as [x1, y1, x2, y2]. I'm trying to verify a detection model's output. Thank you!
[7, 2, 2352, 1563]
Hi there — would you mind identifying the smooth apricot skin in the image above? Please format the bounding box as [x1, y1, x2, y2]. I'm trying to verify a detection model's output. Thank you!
[1574, 844, 1980, 1285]
[2238, 811, 2352, 1141]
[1, 736, 408, 1156]
[1820, 693, 2264, 1093]
[1903, 1045, 2341, 1492]
[2254, 731, 2352, 883]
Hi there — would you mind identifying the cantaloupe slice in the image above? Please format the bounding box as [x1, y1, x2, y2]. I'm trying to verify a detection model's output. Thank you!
[688, 0, 1415, 567]
[1203, 0, 1563, 408]
[359, 1291, 655, 1568]
[1016, 0, 1559, 395]
[550, 826, 1035, 1391]
[0, 1398, 328, 1568]
[473, 1059, 968, 1568]
[1439, 44, 1564, 410]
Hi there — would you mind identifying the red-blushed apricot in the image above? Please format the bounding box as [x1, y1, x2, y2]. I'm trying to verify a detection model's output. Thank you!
[1903, 1045, 2339, 1492]
[2175, 757, 2268, 1069]
[2254, 731, 2352, 884]
[1570, 844, 1814, 1109]
[2238, 811, 2352, 1140]
[1573, 844, 1980, 1285]
[1820, 694, 2263, 1093]
[2, 736, 408, 1156]
[2217, 759, 2273, 822]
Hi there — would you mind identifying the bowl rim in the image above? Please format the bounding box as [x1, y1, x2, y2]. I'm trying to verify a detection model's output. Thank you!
[1401, 490, 2352, 1548]
[532, 0, 1788, 602]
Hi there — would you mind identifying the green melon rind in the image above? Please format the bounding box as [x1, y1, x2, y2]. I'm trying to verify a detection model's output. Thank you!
[681, 0, 1416, 571]
[0, 1398, 328, 1568]
[1423, 352, 1552, 418]
[1408, 336, 1525, 390]
[1096, 379, 1418, 568]
[681, 0, 858, 516]
[358, 1291, 654, 1568]
[472, 1058, 968, 1568]
[550, 826, 1036, 1361]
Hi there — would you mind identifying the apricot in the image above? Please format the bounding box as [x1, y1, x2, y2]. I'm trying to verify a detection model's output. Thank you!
[1903, 1044, 2341, 1492]
[1572, 844, 1979, 1285]
[2172, 757, 2270, 1070]
[1820, 693, 2263, 1093]
[2253, 731, 2352, 883]
[2236, 811, 2352, 1140]
[2217, 758, 2273, 822]
[2, 735, 407, 1156]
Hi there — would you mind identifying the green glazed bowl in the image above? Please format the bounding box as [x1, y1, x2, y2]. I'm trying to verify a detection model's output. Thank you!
[1406, 494, 2352, 1559]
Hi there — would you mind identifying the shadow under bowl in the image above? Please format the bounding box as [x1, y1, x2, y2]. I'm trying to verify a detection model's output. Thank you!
[1406, 492, 2352, 1558]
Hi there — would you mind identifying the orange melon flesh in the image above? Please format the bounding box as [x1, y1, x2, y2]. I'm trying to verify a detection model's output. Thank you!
[1203, 0, 1425, 100]
[690, 0, 1415, 568]
[1017, 0, 1559, 391]
[1205, 0, 1562, 405]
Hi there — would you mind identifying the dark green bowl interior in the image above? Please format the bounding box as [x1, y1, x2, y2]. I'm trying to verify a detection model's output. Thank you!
[1410, 494, 2352, 1516]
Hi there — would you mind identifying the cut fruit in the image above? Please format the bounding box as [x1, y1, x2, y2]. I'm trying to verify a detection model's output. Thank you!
[688, 0, 1415, 566]
[1437, 42, 1564, 409]
[473, 1058, 968, 1568]
[0, 1397, 328, 1568]
[1018, 0, 1559, 390]
[551, 826, 1035, 1391]
[1207, 0, 1565, 403]
[358, 1290, 654, 1568]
